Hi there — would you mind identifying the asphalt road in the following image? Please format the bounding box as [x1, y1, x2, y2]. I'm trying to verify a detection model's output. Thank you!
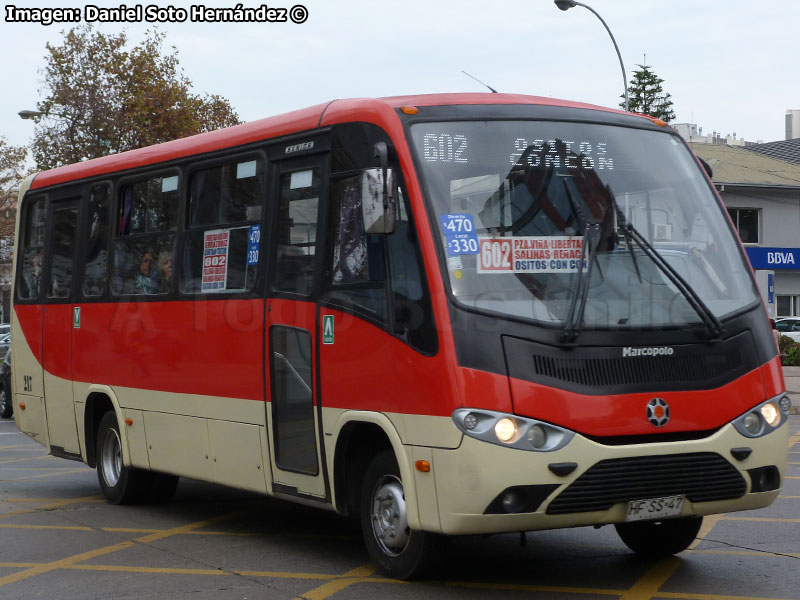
[1, 416, 799, 600]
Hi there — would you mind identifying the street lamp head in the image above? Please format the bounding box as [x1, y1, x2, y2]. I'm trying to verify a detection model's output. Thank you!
[554, 0, 577, 11]
[18, 110, 44, 120]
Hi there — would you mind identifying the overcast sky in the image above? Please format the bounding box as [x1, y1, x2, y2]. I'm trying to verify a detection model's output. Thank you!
[2, 0, 799, 156]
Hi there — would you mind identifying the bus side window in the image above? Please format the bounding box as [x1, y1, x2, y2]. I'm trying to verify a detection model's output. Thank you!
[48, 205, 78, 299]
[273, 168, 320, 296]
[182, 158, 262, 294]
[83, 183, 110, 297]
[386, 188, 437, 354]
[112, 175, 178, 296]
[327, 174, 387, 323]
[16, 197, 46, 300]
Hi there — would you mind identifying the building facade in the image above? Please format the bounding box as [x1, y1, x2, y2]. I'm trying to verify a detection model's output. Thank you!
[689, 142, 800, 318]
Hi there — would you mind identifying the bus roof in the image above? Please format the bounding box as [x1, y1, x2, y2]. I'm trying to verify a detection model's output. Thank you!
[29, 93, 638, 191]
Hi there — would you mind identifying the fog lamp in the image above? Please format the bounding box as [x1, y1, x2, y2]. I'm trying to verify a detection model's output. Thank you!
[463, 412, 478, 430]
[760, 403, 780, 427]
[527, 424, 547, 448]
[501, 490, 526, 513]
[778, 396, 791, 415]
[495, 418, 518, 443]
[743, 412, 763, 436]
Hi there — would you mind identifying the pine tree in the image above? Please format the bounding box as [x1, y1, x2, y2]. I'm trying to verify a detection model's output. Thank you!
[621, 64, 676, 122]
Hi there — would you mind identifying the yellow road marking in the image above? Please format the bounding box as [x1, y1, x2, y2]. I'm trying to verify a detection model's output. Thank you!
[690, 513, 723, 549]
[0, 495, 102, 520]
[0, 468, 91, 482]
[788, 430, 800, 449]
[0, 541, 135, 587]
[133, 510, 247, 544]
[0, 456, 55, 465]
[0, 524, 93, 532]
[293, 564, 382, 600]
[619, 556, 682, 600]
[658, 593, 797, 600]
[450, 581, 623, 596]
[69, 564, 228, 576]
[778, 495, 800, 499]
[722, 516, 800, 523]
[0, 509, 249, 589]
[689, 549, 800, 559]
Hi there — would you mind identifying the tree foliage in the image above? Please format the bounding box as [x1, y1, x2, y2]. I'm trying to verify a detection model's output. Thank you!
[0, 137, 29, 281]
[32, 26, 240, 170]
[621, 63, 676, 122]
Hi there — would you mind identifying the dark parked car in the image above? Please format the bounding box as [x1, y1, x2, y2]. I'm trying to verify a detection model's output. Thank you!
[0, 349, 11, 419]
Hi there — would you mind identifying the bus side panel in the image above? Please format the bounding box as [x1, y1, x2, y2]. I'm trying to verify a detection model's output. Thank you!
[71, 299, 265, 400]
[43, 304, 80, 454]
[12, 305, 47, 446]
[318, 308, 455, 420]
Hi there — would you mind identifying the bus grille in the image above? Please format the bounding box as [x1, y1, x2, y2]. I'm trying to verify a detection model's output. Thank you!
[531, 349, 741, 389]
[545, 452, 747, 515]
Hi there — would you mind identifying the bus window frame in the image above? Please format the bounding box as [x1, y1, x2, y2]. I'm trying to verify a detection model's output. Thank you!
[179, 149, 269, 299]
[112, 167, 183, 300]
[265, 145, 332, 303]
[80, 180, 114, 302]
[14, 192, 49, 305]
[44, 194, 83, 304]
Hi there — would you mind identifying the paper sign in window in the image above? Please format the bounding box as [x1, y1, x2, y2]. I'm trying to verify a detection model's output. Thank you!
[290, 170, 313, 190]
[161, 176, 178, 193]
[201, 229, 230, 292]
[236, 160, 257, 179]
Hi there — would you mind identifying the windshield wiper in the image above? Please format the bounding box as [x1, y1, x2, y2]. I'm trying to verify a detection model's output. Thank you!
[608, 188, 724, 341]
[561, 182, 603, 345]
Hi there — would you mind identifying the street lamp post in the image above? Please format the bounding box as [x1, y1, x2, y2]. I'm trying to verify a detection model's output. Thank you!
[18, 110, 44, 120]
[554, 0, 629, 112]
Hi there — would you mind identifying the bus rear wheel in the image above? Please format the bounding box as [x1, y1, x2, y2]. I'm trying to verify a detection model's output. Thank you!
[360, 451, 441, 579]
[615, 516, 703, 556]
[96, 412, 153, 505]
[0, 384, 12, 419]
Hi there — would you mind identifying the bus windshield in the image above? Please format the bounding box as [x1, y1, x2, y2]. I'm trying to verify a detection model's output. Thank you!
[410, 120, 758, 329]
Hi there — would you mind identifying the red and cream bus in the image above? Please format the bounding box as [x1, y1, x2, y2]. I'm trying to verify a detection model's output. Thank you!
[11, 93, 790, 578]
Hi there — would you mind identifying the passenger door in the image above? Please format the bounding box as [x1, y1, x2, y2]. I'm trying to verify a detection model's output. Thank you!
[42, 197, 81, 456]
[266, 154, 328, 499]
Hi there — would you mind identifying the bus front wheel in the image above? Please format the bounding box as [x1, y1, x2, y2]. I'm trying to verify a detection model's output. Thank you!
[95, 412, 152, 505]
[360, 451, 442, 579]
[615, 516, 703, 556]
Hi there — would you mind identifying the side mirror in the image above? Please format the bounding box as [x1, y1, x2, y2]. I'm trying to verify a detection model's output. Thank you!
[361, 167, 395, 234]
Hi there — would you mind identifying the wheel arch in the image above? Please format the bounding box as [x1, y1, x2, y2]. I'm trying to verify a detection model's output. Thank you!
[330, 411, 420, 529]
[83, 386, 128, 469]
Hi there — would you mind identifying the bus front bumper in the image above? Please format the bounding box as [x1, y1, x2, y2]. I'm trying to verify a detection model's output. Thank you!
[427, 420, 789, 536]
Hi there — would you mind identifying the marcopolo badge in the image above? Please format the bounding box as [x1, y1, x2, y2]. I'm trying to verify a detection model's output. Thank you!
[646, 398, 670, 427]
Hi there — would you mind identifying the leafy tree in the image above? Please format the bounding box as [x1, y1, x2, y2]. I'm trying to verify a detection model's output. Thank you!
[620, 63, 676, 122]
[31, 26, 240, 170]
[0, 137, 29, 304]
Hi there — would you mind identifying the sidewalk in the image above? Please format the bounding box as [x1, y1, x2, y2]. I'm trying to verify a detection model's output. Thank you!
[782, 365, 800, 415]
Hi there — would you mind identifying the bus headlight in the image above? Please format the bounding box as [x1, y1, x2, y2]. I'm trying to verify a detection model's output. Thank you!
[760, 403, 780, 427]
[452, 409, 573, 452]
[494, 418, 518, 443]
[733, 395, 788, 438]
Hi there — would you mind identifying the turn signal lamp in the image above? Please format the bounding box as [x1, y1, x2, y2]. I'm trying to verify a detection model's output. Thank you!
[400, 106, 419, 115]
[415, 460, 431, 472]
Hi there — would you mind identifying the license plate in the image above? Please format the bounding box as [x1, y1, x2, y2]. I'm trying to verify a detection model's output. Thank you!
[625, 495, 685, 522]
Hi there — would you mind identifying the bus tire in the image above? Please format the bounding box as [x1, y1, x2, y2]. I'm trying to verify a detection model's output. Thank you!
[95, 412, 151, 505]
[0, 383, 12, 419]
[615, 516, 703, 556]
[360, 450, 441, 579]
